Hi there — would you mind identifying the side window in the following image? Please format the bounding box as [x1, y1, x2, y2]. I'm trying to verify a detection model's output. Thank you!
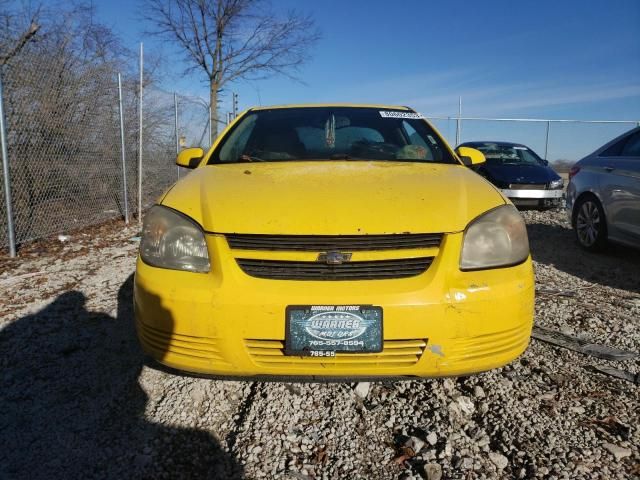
[400, 120, 436, 160]
[401, 121, 428, 148]
[600, 136, 627, 157]
[520, 149, 542, 164]
[621, 131, 640, 157]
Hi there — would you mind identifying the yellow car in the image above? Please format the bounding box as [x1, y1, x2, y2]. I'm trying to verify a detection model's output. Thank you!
[135, 104, 534, 378]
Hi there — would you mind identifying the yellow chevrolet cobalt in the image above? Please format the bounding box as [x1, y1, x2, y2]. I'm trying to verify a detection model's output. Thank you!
[134, 104, 534, 378]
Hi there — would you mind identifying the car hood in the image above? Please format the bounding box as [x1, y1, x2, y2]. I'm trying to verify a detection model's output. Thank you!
[481, 163, 560, 185]
[161, 161, 505, 234]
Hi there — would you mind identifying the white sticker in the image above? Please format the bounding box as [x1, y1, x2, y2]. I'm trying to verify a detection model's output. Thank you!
[379, 111, 423, 119]
[513, 146, 528, 150]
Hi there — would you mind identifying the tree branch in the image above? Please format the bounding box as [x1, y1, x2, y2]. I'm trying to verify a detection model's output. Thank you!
[143, 0, 319, 89]
[0, 20, 40, 66]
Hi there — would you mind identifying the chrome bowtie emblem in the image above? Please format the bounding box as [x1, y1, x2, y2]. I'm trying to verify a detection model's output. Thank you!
[318, 251, 352, 265]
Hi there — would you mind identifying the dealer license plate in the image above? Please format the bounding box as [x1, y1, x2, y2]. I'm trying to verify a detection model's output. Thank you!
[285, 305, 383, 356]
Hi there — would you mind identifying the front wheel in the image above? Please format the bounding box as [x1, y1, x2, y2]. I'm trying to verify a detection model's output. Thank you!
[573, 195, 607, 252]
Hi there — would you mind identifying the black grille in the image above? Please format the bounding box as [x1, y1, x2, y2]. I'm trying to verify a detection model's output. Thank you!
[236, 257, 434, 280]
[226, 233, 442, 251]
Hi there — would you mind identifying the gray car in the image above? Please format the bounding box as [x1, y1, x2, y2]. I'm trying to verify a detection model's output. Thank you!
[567, 126, 640, 251]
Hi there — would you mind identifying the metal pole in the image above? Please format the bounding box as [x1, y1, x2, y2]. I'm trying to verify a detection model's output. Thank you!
[232, 92, 238, 118]
[138, 42, 143, 225]
[117, 73, 129, 224]
[208, 104, 212, 147]
[544, 120, 551, 161]
[455, 96, 462, 145]
[174, 92, 179, 179]
[0, 68, 16, 257]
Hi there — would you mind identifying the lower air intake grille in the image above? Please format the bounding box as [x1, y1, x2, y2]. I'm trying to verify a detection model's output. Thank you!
[236, 257, 434, 280]
[245, 338, 427, 368]
[226, 233, 443, 251]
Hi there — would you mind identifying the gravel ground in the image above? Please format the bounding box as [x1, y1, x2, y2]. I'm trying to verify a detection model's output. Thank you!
[1, 209, 638, 479]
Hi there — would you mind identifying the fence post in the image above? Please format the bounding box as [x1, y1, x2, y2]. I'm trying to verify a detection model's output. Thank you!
[117, 73, 129, 224]
[138, 43, 143, 226]
[0, 67, 17, 257]
[544, 120, 551, 160]
[174, 92, 179, 179]
[208, 104, 212, 148]
[455, 96, 462, 145]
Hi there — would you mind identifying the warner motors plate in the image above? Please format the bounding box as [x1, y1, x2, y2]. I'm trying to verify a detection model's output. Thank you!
[285, 305, 383, 356]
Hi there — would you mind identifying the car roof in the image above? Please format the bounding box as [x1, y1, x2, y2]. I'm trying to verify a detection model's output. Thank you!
[249, 103, 412, 111]
[458, 141, 529, 148]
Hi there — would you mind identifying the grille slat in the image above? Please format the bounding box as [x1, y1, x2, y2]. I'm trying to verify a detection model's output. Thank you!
[226, 233, 443, 251]
[236, 257, 434, 280]
[245, 338, 428, 368]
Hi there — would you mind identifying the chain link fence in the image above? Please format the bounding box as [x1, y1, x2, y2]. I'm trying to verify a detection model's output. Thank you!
[140, 88, 215, 209]
[139, 87, 175, 210]
[0, 45, 136, 250]
[0, 47, 226, 254]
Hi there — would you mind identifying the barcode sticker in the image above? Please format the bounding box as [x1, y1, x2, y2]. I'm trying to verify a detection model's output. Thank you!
[379, 111, 423, 119]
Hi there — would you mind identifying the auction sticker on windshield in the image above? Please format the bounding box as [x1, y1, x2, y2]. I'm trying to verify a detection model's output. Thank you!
[285, 305, 383, 356]
[379, 111, 423, 119]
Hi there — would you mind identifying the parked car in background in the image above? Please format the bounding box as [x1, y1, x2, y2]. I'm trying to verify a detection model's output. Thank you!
[135, 104, 534, 379]
[567, 126, 640, 251]
[457, 141, 564, 209]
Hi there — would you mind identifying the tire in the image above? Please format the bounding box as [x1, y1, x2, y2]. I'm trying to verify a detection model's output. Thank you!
[572, 195, 608, 252]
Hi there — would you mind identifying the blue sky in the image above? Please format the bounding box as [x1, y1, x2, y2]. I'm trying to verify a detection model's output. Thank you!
[99, 0, 639, 160]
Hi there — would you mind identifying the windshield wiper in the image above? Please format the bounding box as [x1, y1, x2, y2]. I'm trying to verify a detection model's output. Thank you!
[328, 153, 369, 160]
[237, 154, 264, 162]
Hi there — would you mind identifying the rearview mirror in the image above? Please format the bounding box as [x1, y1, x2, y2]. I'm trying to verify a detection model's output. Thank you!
[177, 147, 204, 169]
[455, 146, 486, 167]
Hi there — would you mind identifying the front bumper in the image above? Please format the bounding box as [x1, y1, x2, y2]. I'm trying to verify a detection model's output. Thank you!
[134, 232, 535, 378]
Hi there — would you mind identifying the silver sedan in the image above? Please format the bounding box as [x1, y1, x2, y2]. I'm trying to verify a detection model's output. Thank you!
[567, 126, 640, 251]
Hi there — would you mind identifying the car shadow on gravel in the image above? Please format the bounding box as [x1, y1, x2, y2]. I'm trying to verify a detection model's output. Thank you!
[527, 222, 640, 292]
[0, 274, 242, 480]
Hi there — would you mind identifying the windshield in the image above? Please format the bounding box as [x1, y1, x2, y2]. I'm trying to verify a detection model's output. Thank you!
[210, 107, 456, 164]
[469, 143, 544, 166]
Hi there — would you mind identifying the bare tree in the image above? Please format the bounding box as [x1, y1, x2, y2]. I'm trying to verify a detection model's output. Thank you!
[143, 0, 319, 136]
[0, 1, 40, 66]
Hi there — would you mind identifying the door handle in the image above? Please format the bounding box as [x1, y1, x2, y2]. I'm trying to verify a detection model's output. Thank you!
[604, 166, 615, 172]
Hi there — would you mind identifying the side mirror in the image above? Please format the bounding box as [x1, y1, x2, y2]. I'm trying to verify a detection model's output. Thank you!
[541, 159, 549, 166]
[177, 147, 204, 169]
[455, 146, 486, 167]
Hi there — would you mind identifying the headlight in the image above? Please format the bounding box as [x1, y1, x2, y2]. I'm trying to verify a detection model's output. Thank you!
[140, 206, 210, 272]
[549, 178, 564, 189]
[460, 205, 529, 270]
